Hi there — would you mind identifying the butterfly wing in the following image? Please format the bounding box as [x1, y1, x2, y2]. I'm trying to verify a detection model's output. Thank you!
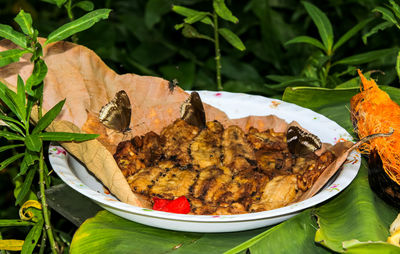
[99, 90, 131, 132]
[287, 126, 322, 155]
[180, 91, 206, 129]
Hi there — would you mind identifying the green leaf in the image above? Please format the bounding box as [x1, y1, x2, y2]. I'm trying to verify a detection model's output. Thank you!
[333, 17, 374, 52]
[0, 24, 27, 48]
[333, 48, 398, 66]
[21, 219, 43, 254]
[0, 114, 25, 135]
[226, 210, 328, 254]
[145, 0, 173, 29]
[0, 153, 24, 171]
[0, 49, 29, 67]
[315, 161, 397, 253]
[0, 130, 24, 141]
[172, 5, 213, 26]
[0, 144, 24, 153]
[0, 220, 34, 227]
[41, 0, 67, 8]
[362, 21, 393, 44]
[373, 7, 399, 28]
[213, 0, 239, 24]
[183, 12, 210, 25]
[285, 35, 326, 52]
[5, 87, 26, 122]
[181, 24, 214, 41]
[45, 9, 111, 45]
[39, 132, 98, 142]
[26, 59, 48, 96]
[73, 1, 94, 11]
[302, 1, 333, 53]
[397, 50, 400, 81]
[32, 99, 65, 134]
[17, 75, 25, 111]
[0, 81, 19, 117]
[19, 150, 39, 176]
[24, 134, 42, 152]
[14, 10, 34, 36]
[15, 166, 36, 206]
[70, 210, 265, 253]
[218, 28, 246, 51]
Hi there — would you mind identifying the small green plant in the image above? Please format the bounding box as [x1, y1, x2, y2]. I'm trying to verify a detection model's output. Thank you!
[0, 8, 110, 253]
[273, 1, 397, 90]
[172, 0, 246, 91]
[41, 0, 95, 43]
[363, 0, 400, 81]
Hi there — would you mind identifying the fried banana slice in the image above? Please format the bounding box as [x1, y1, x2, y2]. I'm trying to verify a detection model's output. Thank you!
[114, 137, 146, 177]
[160, 119, 200, 165]
[192, 165, 232, 203]
[250, 174, 300, 212]
[215, 168, 267, 207]
[255, 150, 293, 176]
[190, 120, 224, 169]
[150, 165, 198, 199]
[222, 126, 256, 173]
[247, 127, 287, 151]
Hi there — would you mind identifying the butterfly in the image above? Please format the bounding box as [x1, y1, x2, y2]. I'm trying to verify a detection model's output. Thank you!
[286, 126, 322, 155]
[180, 91, 206, 129]
[99, 90, 131, 133]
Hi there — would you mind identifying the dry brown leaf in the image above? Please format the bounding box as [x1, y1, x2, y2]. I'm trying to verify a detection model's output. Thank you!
[0, 39, 356, 208]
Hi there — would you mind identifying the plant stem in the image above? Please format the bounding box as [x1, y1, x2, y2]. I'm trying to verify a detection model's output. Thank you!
[39, 147, 58, 254]
[213, 10, 223, 91]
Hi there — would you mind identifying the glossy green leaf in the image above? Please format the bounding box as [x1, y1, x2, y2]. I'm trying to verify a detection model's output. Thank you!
[333, 17, 374, 52]
[302, 1, 333, 53]
[14, 10, 34, 36]
[24, 134, 42, 152]
[0, 49, 29, 67]
[17, 75, 25, 111]
[32, 99, 65, 134]
[315, 161, 398, 253]
[226, 210, 329, 254]
[39, 132, 98, 142]
[45, 9, 111, 45]
[213, 0, 238, 24]
[5, 87, 26, 122]
[0, 153, 24, 171]
[218, 28, 245, 51]
[0, 130, 24, 141]
[172, 5, 213, 26]
[0, 82, 21, 120]
[285, 35, 326, 52]
[74, 1, 94, 11]
[181, 24, 214, 41]
[0, 24, 27, 48]
[145, 0, 172, 29]
[15, 166, 36, 206]
[26, 59, 48, 96]
[0, 220, 34, 227]
[21, 219, 43, 254]
[333, 48, 398, 66]
[70, 210, 265, 253]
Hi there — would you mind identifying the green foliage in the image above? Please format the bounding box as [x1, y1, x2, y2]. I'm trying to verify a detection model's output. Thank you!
[0, 7, 106, 254]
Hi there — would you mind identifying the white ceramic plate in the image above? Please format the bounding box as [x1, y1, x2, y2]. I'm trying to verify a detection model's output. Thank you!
[48, 91, 360, 233]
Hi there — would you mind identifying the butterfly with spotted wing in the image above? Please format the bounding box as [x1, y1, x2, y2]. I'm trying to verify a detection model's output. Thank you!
[99, 90, 131, 133]
[286, 126, 322, 155]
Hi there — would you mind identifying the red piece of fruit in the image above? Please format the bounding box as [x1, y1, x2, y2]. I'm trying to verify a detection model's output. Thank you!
[152, 196, 190, 214]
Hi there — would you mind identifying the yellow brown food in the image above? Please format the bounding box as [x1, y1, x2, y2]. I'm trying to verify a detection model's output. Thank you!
[115, 119, 336, 215]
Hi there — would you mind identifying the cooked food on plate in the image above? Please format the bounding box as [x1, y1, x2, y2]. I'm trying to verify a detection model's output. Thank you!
[112, 92, 337, 215]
